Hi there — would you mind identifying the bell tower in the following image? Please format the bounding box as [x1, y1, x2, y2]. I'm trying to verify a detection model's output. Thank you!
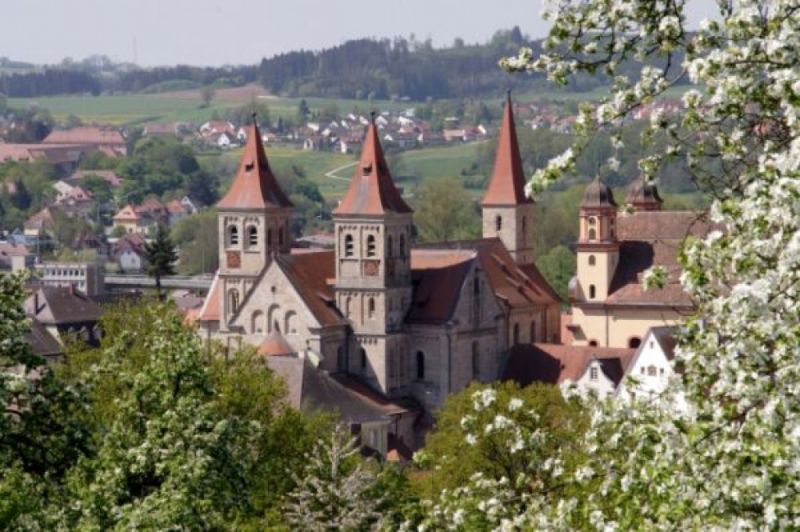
[216, 116, 293, 330]
[333, 114, 413, 395]
[575, 176, 619, 303]
[481, 92, 536, 265]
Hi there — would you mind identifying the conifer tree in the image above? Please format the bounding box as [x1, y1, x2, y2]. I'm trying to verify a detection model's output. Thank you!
[144, 225, 177, 300]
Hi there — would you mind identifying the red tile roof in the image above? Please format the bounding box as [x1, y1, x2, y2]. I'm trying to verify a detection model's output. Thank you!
[334, 118, 412, 216]
[503, 343, 636, 387]
[605, 211, 713, 307]
[482, 93, 532, 206]
[408, 249, 475, 324]
[416, 238, 561, 310]
[276, 251, 346, 328]
[197, 273, 222, 322]
[43, 127, 125, 146]
[217, 122, 292, 210]
[258, 332, 295, 356]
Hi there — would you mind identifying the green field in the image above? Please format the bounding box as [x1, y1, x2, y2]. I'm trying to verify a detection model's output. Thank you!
[200, 140, 488, 201]
[7, 91, 414, 126]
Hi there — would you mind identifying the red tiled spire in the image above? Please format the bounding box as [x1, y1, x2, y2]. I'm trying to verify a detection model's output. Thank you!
[334, 114, 412, 216]
[481, 92, 532, 206]
[217, 117, 292, 210]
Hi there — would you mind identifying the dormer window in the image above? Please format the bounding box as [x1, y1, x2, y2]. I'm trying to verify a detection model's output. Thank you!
[362, 163, 372, 175]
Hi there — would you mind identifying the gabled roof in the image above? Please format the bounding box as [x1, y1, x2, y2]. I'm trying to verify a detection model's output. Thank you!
[25, 285, 103, 326]
[503, 343, 636, 388]
[276, 251, 346, 328]
[605, 211, 712, 307]
[482, 93, 532, 206]
[415, 238, 561, 309]
[265, 355, 411, 423]
[25, 319, 62, 357]
[113, 204, 140, 221]
[334, 117, 412, 216]
[43, 127, 125, 146]
[217, 121, 293, 210]
[407, 249, 475, 324]
[197, 272, 221, 323]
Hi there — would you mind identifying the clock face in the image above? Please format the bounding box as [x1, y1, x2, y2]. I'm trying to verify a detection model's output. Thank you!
[363, 260, 380, 276]
[227, 251, 241, 268]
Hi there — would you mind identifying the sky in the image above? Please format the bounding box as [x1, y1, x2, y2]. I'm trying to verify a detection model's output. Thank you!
[2, 0, 718, 67]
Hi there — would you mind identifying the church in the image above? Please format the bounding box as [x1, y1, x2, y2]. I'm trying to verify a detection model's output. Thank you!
[567, 174, 711, 348]
[195, 96, 562, 436]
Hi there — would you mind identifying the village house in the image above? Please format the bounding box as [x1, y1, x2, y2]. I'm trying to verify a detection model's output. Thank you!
[195, 97, 561, 453]
[43, 126, 128, 157]
[112, 233, 148, 272]
[24, 285, 103, 347]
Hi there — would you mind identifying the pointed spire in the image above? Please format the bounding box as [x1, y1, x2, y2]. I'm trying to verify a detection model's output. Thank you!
[217, 120, 292, 210]
[333, 119, 412, 216]
[481, 92, 532, 206]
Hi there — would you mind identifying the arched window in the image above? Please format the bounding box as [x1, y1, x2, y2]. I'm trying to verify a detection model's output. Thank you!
[345, 297, 352, 318]
[284, 310, 297, 334]
[344, 234, 354, 257]
[513, 323, 520, 345]
[267, 228, 273, 247]
[399, 234, 406, 258]
[366, 235, 376, 257]
[227, 225, 239, 246]
[629, 337, 642, 349]
[589, 284, 596, 299]
[278, 227, 284, 246]
[495, 215, 502, 231]
[267, 304, 280, 333]
[588, 228, 597, 240]
[588, 216, 597, 226]
[368, 297, 376, 319]
[251, 310, 264, 333]
[472, 341, 480, 379]
[588, 255, 596, 266]
[387, 235, 394, 258]
[589, 340, 598, 347]
[416, 351, 425, 380]
[529, 321, 536, 342]
[228, 289, 240, 314]
[247, 225, 258, 248]
[360, 348, 367, 370]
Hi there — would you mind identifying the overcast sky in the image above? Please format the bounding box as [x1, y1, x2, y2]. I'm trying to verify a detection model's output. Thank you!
[2, 0, 717, 67]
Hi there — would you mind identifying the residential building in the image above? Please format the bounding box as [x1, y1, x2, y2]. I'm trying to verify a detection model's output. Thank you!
[43, 127, 127, 157]
[36, 261, 105, 297]
[24, 285, 103, 347]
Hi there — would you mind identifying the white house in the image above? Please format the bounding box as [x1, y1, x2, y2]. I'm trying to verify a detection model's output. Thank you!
[616, 326, 686, 410]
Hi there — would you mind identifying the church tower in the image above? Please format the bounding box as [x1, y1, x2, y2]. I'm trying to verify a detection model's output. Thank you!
[626, 175, 663, 212]
[333, 114, 413, 395]
[481, 92, 536, 265]
[216, 117, 293, 330]
[575, 176, 619, 303]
